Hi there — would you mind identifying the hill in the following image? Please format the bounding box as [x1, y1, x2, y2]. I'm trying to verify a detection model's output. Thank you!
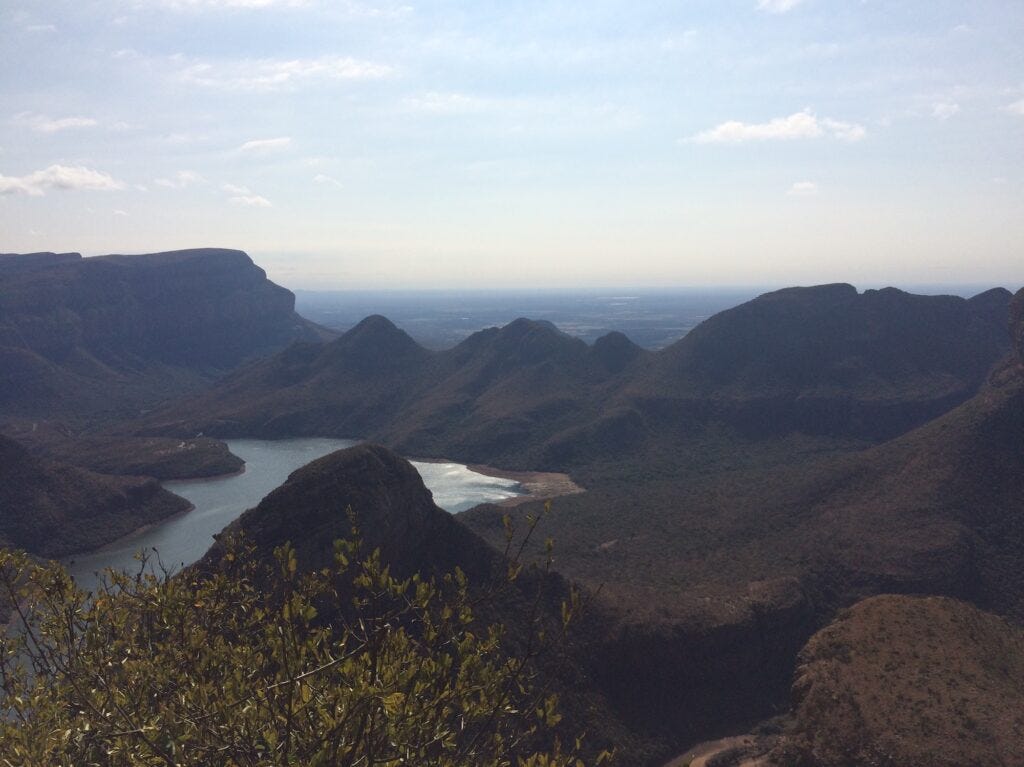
[459, 286, 1024, 754]
[0, 433, 189, 558]
[773, 595, 1024, 767]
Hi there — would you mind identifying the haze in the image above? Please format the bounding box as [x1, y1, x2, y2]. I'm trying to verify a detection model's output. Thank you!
[1, 0, 1022, 289]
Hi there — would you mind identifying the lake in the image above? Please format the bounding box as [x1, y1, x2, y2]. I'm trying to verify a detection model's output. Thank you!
[64, 438, 522, 590]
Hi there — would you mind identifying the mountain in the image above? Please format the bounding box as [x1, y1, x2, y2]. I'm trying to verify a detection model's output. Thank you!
[462, 285, 1024, 751]
[624, 283, 1014, 441]
[772, 595, 1024, 767]
[201, 443, 499, 583]
[0, 248, 332, 425]
[0, 433, 189, 558]
[197, 443, 633, 761]
[141, 315, 636, 468]
[139, 285, 1012, 473]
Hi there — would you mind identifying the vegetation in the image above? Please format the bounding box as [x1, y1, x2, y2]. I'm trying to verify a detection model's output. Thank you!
[0, 526, 607, 766]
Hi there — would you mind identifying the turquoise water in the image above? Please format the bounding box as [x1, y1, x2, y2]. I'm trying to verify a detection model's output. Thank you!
[64, 438, 521, 590]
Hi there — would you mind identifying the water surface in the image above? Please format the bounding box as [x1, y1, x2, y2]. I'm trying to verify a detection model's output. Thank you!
[65, 438, 520, 590]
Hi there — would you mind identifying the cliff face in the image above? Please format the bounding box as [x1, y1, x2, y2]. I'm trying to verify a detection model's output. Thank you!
[0, 249, 330, 422]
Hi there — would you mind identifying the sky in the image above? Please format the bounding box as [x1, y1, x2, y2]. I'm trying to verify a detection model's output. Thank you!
[1, 0, 1023, 290]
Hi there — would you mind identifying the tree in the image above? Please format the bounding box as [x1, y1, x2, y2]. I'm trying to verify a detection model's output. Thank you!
[0, 520, 610, 766]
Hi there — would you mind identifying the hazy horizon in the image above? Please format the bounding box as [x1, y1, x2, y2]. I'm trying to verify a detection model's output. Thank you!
[2, 1, 1023, 289]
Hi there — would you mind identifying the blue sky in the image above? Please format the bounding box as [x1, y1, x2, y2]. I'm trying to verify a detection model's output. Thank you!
[1, 0, 1022, 289]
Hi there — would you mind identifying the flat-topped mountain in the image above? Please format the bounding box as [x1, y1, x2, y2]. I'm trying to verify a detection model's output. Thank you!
[0, 434, 189, 558]
[0, 248, 332, 424]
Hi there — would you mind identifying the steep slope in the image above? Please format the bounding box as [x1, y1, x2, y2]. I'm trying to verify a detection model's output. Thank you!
[0, 434, 190, 558]
[202, 443, 498, 582]
[771, 595, 1024, 767]
[0, 248, 331, 424]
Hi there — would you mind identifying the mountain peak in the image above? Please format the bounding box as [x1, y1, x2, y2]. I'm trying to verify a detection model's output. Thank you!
[336, 315, 426, 359]
[501, 317, 563, 337]
[591, 331, 641, 373]
[203, 443, 496, 581]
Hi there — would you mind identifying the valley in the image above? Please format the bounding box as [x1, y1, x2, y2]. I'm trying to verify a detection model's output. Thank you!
[1, 248, 1022, 765]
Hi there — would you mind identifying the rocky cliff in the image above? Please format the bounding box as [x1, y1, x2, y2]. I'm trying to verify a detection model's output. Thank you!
[0, 248, 331, 423]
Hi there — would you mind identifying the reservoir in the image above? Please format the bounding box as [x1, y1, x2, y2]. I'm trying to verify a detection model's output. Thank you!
[64, 438, 522, 590]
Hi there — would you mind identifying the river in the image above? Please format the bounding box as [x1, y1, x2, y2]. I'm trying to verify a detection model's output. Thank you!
[64, 438, 522, 590]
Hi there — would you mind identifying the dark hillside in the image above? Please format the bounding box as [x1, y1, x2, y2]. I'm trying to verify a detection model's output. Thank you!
[0, 434, 189, 558]
[621, 284, 1013, 441]
[461, 287, 1024, 752]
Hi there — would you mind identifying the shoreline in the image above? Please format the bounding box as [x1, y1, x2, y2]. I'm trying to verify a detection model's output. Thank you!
[63, 502, 198, 560]
[413, 457, 585, 507]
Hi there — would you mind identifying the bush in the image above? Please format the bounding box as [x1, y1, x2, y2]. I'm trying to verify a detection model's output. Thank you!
[0, 528, 609, 766]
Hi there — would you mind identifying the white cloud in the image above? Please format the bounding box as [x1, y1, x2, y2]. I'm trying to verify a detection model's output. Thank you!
[787, 181, 818, 196]
[113, 209, 129, 216]
[222, 183, 271, 207]
[757, 0, 808, 13]
[690, 110, 865, 144]
[179, 55, 392, 90]
[155, 170, 205, 188]
[238, 136, 292, 153]
[24, 23, 57, 32]
[0, 165, 126, 196]
[931, 101, 960, 120]
[14, 112, 99, 133]
[313, 173, 343, 188]
[1007, 99, 1024, 116]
